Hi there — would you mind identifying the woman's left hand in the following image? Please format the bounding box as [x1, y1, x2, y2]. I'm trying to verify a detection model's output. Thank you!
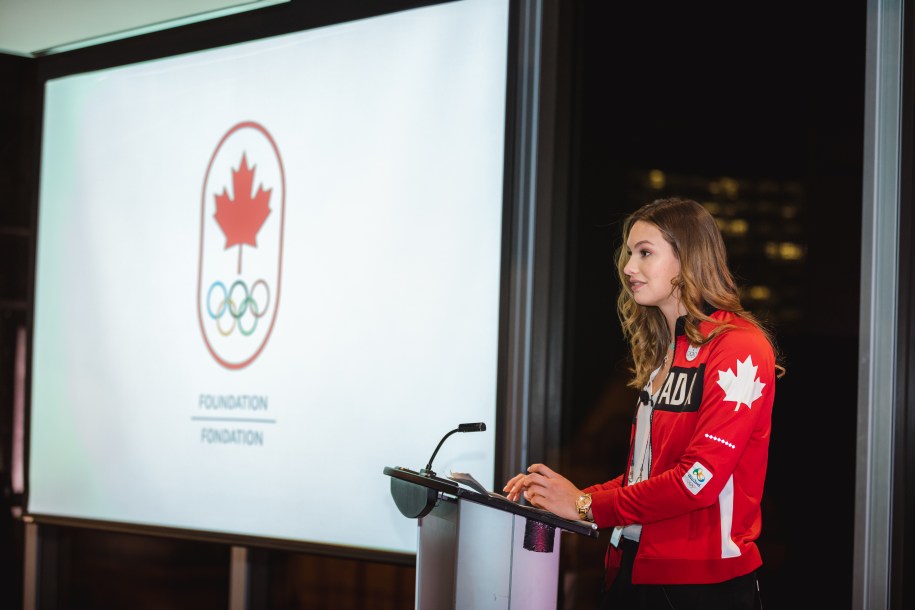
[502, 463, 583, 520]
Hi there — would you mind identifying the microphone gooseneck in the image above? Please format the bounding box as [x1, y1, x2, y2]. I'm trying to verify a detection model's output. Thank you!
[421, 422, 487, 476]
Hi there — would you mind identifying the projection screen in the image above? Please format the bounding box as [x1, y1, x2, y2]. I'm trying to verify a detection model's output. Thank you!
[28, 0, 509, 556]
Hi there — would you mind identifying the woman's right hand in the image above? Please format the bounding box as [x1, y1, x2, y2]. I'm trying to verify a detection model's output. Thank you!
[502, 464, 584, 521]
[503, 472, 528, 502]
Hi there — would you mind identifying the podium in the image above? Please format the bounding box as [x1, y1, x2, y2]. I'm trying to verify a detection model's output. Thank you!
[384, 466, 599, 610]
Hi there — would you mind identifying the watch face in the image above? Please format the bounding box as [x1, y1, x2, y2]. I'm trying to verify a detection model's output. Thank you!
[577, 495, 591, 512]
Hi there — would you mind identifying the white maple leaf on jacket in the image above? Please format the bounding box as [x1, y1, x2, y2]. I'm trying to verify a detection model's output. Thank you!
[716, 355, 766, 411]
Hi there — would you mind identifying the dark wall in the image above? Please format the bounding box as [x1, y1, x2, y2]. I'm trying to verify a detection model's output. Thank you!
[1, 50, 37, 610]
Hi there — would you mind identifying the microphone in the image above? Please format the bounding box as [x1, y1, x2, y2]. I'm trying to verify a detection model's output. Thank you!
[421, 422, 486, 476]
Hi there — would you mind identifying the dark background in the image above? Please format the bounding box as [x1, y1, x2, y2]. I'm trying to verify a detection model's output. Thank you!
[0, 1, 865, 608]
[557, 2, 863, 609]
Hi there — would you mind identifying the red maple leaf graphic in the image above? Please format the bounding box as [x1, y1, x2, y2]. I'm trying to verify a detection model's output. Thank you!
[214, 153, 272, 274]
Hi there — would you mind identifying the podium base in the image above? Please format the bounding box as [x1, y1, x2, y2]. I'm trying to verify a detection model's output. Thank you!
[416, 497, 560, 610]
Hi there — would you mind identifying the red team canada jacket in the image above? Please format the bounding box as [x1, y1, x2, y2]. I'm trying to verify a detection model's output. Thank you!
[584, 309, 776, 586]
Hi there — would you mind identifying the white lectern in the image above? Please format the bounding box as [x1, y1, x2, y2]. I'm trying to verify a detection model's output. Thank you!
[384, 466, 599, 610]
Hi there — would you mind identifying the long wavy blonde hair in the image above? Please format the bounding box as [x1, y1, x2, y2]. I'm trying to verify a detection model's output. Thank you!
[615, 197, 782, 389]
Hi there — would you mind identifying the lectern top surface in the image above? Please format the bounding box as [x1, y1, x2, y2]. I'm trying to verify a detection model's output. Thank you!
[383, 465, 599, 539]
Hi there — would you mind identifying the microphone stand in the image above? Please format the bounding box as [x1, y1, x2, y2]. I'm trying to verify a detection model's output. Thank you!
[421, 422, 486, 477]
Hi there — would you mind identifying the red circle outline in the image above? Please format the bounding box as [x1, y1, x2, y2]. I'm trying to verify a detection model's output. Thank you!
[197, 121, 286, 370]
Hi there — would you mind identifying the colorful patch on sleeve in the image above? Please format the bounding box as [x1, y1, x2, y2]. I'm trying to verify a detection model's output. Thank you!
[683, 461, 713, 495]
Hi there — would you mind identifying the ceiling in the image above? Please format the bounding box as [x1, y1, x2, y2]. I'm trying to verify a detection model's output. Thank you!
[0, 0, 286, 56]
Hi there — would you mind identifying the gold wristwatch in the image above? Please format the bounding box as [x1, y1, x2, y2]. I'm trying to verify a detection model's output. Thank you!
[576, 493, 592, 521]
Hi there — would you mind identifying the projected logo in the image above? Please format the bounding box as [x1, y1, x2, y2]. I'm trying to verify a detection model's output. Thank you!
[198, 121, 285, 369]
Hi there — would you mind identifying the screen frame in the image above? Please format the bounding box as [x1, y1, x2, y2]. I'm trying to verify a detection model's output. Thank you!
[22, 0, 528, 564]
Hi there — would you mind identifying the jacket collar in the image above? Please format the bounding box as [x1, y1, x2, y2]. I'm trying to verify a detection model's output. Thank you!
[674, 302, 718, 337]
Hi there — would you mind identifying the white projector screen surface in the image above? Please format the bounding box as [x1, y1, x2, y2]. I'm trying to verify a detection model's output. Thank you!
[29, 0, 508, 555]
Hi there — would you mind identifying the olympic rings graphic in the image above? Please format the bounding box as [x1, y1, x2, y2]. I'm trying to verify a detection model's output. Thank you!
[206, 279, 270, 337]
